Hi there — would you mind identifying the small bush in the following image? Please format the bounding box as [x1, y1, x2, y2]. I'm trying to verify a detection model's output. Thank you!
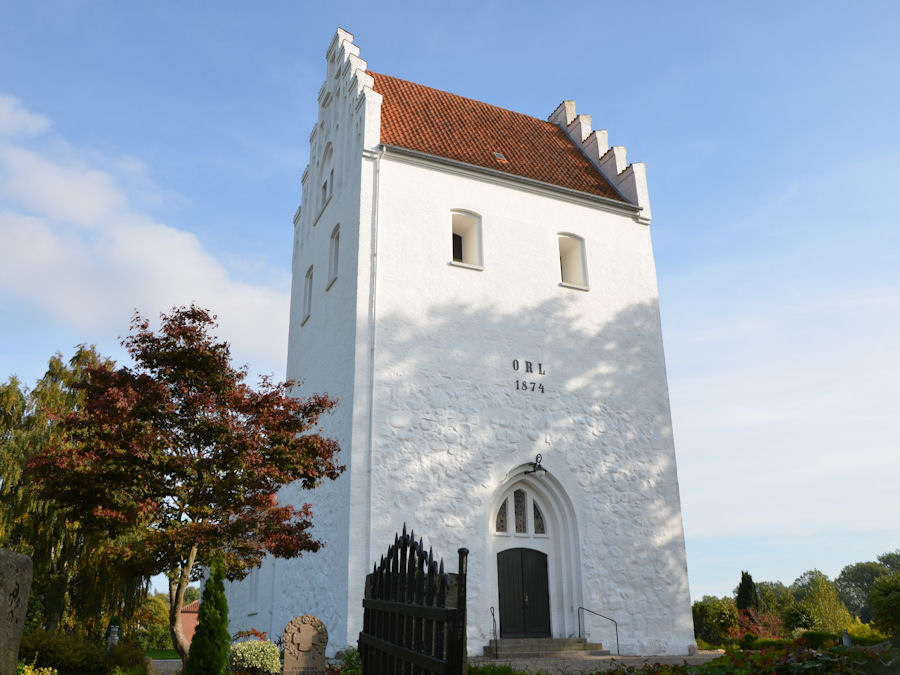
[106, 641, 147, 670]
[333, 647, 361, 675]
[738, 632, 756, 649]
[227, 640, 281, 674]
[847, 616, 889, 644]
[16, 660, 58, 675]
[752, 637, 789, 649]
[692, 595, 739, 645]
[108, 667, 150, 675]
[467, 665, 521, 675]
[19, 630, 105, 673]
[798, 630, 839, 648]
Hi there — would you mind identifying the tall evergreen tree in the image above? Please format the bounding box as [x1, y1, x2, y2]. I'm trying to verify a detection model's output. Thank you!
[185, 556, 230, 675]
[735, 570, 759, 611]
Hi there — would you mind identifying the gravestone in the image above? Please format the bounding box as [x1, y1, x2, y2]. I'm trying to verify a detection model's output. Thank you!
[282, 615, 328, 674]
[1, 549, 33, 675]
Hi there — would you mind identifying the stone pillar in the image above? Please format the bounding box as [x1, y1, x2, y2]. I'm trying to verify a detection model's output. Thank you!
[1, 549, 33, 675]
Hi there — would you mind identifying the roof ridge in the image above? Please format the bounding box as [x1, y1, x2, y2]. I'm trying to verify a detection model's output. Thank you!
[367, 71, 558, 130]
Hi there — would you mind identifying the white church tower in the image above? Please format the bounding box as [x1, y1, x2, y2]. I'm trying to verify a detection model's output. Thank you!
[227, 28, 695, 656]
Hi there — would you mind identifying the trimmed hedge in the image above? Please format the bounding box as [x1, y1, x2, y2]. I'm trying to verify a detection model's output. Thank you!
[227, 640, 280, 674]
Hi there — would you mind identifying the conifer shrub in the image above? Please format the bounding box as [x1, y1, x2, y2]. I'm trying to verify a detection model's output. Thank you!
[185, 557, 230, 675]
[735, 570, 760, 611]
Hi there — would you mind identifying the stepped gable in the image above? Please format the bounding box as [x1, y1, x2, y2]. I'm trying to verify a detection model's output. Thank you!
[369, 72, 625, 203]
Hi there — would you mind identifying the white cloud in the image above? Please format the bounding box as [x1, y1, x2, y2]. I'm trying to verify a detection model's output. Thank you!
[0, 95, 51, 138]
[0, 146, 126, 226]
[665, 172, 900, 541]
[0, 96, 289, 378]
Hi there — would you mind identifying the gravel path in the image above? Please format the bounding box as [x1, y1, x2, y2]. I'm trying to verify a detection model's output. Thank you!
[467, 651, 725, 673]
[155, 650, 724, 674]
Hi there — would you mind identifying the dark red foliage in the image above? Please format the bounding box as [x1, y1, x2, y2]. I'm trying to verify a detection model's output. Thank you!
[25, 305, 343, 659]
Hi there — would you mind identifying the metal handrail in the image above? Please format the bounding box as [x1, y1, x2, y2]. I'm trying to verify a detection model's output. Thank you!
[577, 606, 619, 656]
[489, 606, 498, 658]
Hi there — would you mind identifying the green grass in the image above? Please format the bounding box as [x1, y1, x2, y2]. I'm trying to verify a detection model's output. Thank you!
[145, 648, 179, 659]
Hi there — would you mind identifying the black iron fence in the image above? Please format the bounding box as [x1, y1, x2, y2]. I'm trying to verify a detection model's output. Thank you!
[358, 525, 468, 674]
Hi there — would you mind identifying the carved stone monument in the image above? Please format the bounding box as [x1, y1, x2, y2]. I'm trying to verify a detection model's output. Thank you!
[282, 615, 328, 674]
[1, 549, 33, 675]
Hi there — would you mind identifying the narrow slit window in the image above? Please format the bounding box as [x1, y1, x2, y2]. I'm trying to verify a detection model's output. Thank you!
[558, 234, 587, 287]
[329, 168, 334, 197]
[302, 265, 313, 324]
[451, 211, 482, 267]
[328, 225, 340, 286]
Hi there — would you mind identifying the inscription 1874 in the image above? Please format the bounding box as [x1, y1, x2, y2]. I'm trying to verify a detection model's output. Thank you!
[512, 359, 546, 394]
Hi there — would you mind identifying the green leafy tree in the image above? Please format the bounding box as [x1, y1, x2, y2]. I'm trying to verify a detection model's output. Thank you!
[184, 585, 201, 605]
[878, 549, 900, 574]
[1, 349, 144, 634]
[126, 592, 172, 650]
[735, 570, 759, 611]
[757, 580, 794, 616]
[692, 595, 739, 645]
[185, 557, 230, 675]
[25, 306, 343, 664]
[835, 561, 887, 623]
[788, 571, 853, 633]
[870, 572, 900, 639]
[790, 569, 830, 603]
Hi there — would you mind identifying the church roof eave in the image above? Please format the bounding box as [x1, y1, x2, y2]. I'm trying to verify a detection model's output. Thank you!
[378, 144, 643, 217]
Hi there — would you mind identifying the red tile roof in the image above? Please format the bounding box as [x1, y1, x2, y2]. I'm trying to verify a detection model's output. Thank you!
[181, 599, 200, 613]
[369, 72, 625, 203]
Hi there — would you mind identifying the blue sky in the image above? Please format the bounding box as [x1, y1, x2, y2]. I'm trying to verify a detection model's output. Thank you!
[2, 1, 898, 601]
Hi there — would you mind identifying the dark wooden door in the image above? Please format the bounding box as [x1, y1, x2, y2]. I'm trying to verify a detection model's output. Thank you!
[497, 548, 550, 638]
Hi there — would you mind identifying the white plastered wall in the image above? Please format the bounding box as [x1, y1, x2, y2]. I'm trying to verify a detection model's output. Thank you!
[361, 154, 695, 655]
[226, 28, 380, 651]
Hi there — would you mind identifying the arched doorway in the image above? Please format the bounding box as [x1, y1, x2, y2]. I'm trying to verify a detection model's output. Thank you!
[490, 470, 581, 639]
[497, 548, 550, 637]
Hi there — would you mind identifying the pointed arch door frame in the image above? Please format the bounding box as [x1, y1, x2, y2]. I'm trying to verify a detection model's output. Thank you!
[489, 466, 582, 639]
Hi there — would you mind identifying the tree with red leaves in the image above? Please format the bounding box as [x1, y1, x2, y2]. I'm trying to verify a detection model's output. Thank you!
[26, 305, 343, 665]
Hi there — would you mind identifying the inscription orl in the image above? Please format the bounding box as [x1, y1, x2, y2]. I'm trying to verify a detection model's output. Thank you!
[512, 359, 546, 375]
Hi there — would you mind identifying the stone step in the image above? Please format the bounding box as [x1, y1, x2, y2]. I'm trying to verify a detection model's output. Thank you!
[482, 638, 609, 658]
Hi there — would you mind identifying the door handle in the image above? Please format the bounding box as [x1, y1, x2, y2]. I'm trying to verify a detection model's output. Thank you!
[524, 594, 529, 607]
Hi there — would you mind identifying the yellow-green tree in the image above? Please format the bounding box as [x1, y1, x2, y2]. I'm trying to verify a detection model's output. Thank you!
[790, 571, 853, 633]
[1, 348, 144, 634]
